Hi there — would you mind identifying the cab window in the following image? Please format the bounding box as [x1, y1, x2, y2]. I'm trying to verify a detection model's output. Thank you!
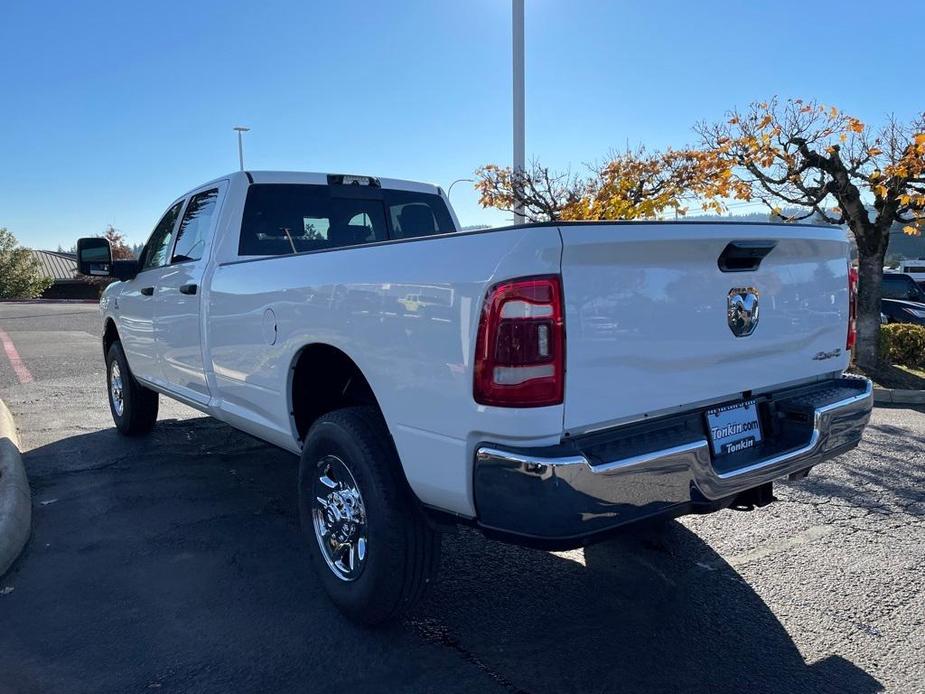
[238, 184, 457, 256]
[172, 189, 219, 263]
[384, 190, 455, 240]
[140, 201, 184, 270]
[239, 184, 389, 256]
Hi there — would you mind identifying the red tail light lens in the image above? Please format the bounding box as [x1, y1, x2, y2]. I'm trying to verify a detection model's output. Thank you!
[847, 265, 858, 350]
[474, 276, 565, 407]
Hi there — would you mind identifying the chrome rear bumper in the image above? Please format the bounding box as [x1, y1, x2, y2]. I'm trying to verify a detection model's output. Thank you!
[474, 376, 873, 547]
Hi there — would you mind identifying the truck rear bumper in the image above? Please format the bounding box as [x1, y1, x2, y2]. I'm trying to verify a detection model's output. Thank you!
[473, 376, 872, 549]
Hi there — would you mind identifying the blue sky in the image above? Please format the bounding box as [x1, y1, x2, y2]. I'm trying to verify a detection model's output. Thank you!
[1, 0, 923, 249]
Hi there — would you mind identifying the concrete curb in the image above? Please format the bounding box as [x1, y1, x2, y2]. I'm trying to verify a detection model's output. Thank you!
[873, 387, 925, 405]
[0, 398, 31, 576]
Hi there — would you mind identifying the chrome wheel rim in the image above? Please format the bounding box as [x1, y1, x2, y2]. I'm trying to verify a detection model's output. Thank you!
[110, 360, 125, 417]
[311, 454, 368, 582]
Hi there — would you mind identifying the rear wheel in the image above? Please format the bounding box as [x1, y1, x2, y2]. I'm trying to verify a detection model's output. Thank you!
[106, 341, 159, 436]
[299, 406, 440, 625]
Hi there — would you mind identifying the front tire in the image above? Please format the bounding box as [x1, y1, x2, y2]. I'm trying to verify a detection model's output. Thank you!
[299, 406, 440, 625]
[106, 341, 159, 436]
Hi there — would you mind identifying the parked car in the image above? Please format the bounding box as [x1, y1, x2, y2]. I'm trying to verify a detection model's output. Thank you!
[77, 171, 873, 624]
[892, 261, 925, 291]
[898, 259, 925, 278]
[881, 273, 925, 325]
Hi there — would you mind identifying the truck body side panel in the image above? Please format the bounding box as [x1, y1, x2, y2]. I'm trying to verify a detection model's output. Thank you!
[206, 226, 564, 516]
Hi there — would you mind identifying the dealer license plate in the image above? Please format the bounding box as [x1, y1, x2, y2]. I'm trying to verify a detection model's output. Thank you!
[705, 400, 762, 456]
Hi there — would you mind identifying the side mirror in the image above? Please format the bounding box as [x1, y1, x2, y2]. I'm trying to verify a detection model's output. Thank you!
[76, 237, 139, 281]
[77, 237, 112, 277]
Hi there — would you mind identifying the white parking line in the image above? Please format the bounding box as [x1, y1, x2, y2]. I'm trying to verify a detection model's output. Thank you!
[0, 328, 34, 384]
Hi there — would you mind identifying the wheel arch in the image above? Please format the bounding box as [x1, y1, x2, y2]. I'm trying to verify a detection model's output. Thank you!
[287, 342, 386, 447]
[102, 317, 120, 357]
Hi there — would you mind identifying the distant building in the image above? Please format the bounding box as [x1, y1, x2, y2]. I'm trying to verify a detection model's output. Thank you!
[30, 250, 98, 300]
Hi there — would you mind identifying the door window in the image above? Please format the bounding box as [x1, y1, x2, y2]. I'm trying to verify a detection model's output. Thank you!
[140, 201, 184, 270]
[172, 188, 219, 263]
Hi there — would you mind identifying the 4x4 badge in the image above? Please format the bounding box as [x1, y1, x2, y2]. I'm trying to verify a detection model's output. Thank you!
[813, 348, 842, 361]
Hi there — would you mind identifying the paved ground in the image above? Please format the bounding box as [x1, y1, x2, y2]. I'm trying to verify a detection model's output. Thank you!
[0, 301, 922, 694]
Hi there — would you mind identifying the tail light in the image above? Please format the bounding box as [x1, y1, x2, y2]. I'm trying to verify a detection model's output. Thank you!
[474, 275, 565, 407]
[847, 265, 858, 350]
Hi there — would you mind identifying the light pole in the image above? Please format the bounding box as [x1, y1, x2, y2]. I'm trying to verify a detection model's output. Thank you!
[447, 178, 474, 199]
[233, 126, 250, 171]
[512, 0, 525, 224]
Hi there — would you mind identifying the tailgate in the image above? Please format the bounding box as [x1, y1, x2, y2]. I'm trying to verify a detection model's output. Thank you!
[559, 222, 851, 434]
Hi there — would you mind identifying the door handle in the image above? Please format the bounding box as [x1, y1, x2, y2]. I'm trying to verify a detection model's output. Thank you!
[717, 240, 777, 272]
[179, 283, 198, 295]
[140, 287, 154, 296]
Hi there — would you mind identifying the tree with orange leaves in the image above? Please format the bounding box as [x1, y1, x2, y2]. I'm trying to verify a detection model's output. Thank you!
[100, 225, 136, 260]
[697, 98, 925, 369]
[475, 147, 726, 224]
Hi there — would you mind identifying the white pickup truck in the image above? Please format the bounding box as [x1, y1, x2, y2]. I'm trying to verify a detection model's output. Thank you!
[77, 171, 873, 623]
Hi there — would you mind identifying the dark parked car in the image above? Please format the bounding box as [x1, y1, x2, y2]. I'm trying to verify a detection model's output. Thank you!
[881, 273, 925, 325]
[897, 263, 925, 291]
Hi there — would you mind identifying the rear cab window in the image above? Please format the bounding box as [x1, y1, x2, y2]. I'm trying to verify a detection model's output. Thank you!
[238, 182, 456, 256]
[385, 190, 455, 240]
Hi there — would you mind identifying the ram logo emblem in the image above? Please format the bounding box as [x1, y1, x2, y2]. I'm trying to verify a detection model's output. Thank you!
[727, 288, 760, 337]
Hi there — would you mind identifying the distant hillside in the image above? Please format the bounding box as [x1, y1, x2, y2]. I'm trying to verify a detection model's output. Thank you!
[681, 207, 822, 224]
[885, 228, 925, 262]
[467, 208, 924, 262]
[681, 207, 925, 262]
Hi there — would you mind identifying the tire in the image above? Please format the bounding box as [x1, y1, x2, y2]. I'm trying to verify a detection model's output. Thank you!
[106, 341, 159, 436]
[299, 406, 440, 625]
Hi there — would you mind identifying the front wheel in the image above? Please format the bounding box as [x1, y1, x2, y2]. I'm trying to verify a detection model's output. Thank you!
[106, 341, 159, 436]
[299, 406, 440, 625]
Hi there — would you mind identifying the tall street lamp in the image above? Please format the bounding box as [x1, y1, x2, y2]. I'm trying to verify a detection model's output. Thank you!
[512, 0, 525, 224]
[447, 178, 474, 199]
[233, 126, 250, 171]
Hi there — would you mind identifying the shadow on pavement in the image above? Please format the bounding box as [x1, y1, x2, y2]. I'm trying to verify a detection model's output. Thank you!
[421, 523, 882, 694]
[795, 421, 925, 512]
[0, 417, 883, 694]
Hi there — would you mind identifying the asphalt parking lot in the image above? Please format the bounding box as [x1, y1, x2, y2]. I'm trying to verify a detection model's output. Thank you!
[0, 301, 922, 694]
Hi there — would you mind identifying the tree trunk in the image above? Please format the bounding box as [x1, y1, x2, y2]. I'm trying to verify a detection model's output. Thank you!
[855, 250, 886, 371]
